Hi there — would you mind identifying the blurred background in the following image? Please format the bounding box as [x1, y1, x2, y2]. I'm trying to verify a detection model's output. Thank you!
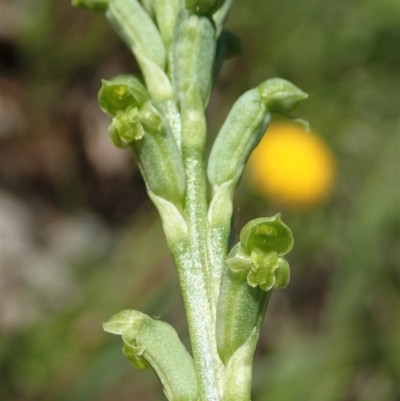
[0, 0, 399, 400]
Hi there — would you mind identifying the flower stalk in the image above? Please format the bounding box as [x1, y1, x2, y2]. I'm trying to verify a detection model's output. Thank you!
[73, 1, 308, 400]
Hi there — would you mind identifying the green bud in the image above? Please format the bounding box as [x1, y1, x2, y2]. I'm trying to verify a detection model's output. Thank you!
[208, 79, 307, 191]
[207, 89, 270, 188]
[72, 0, 109, 11]
[104, 310, 199, 401]
[257, 77, 309, 113]
[98, 75, 149, 116]
[109, 102, 186, 208]
[152, 0, 183, 47]
[173, 10, 215, 107]
[107, 0, 167, 69]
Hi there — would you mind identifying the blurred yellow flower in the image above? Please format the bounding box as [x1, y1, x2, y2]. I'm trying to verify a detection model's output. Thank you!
[247, 122, 336, 208]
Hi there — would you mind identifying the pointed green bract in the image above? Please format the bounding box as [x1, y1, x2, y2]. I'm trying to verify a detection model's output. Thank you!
[104, 310, 199, 401]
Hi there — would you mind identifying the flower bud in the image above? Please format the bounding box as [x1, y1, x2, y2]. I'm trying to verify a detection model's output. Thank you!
[173, 10, 215, 107]
[207, 89, 270, 188]
[152, 0, 182, 47]
[207, 79, 308, 192]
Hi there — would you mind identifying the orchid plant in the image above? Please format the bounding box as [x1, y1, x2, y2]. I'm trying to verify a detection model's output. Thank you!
[72, 1, 308, 400]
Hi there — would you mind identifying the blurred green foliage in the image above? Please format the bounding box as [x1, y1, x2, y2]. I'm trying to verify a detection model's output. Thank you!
[0, 0, 399, 400]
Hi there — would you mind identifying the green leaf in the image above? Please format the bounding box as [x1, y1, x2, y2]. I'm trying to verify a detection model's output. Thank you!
[104, 310, 199, 401]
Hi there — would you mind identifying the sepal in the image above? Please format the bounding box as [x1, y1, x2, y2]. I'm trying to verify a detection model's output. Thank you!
[240, 214, 294, 256]
[104, 310, 199, 401]
[98, 75, 149, 116]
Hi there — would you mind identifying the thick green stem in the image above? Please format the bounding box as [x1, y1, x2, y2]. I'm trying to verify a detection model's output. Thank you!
[171, 99, 222, 400]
